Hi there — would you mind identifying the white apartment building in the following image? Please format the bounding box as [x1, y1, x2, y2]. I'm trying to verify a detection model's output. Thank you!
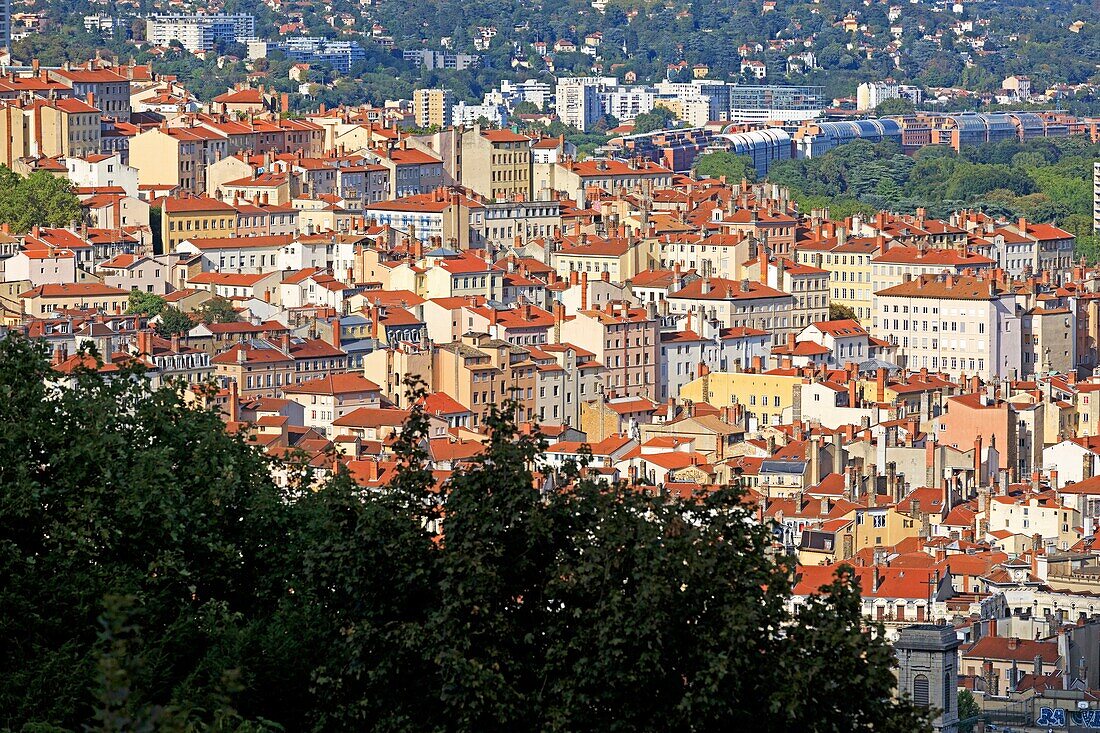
[453, 101, 507, 127]
[855, 81, 923, 112]
[499, 79, 553, 110]
[600, 88, 654, 122]
[555, 77, 613, 131]
[65, 153, 139, 198]
[146, 14, 256, 52]
[873, 274, 1022, 381]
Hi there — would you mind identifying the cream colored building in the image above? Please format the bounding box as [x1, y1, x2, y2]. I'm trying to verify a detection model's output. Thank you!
[30, 98, 102, 160]
[459, 127, 532, 201]
[413, 88, 453, 129]
[873, 274, 1022, 380]
[679, 371, 802, 431]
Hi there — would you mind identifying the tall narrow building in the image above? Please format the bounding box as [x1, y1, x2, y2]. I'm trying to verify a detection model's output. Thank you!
[413, 88, 453, 129]
[895, 625, 960, 733]
[0, 0, 11, 52]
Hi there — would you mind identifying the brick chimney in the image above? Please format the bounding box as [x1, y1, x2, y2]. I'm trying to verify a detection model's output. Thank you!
[228, 379, 240, 422]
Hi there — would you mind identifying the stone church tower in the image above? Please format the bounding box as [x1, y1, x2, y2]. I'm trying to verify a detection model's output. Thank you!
[895, 624, 961, 733]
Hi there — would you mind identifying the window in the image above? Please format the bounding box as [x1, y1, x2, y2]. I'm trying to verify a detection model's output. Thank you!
[912, 675, 929, 707]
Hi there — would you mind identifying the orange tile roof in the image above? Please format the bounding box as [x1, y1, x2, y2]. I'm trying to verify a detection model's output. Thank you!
[283, 372, 381, 395]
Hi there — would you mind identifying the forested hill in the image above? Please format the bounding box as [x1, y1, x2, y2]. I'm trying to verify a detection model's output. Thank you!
[15, 0, 1100, 107]
[760, 136, 1100, 260]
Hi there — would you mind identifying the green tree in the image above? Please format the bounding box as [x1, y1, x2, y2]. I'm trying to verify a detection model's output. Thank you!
[512, 100, 541, 114]
[155, 306, 195, 337]
[0, 169, 83, 233]
[0, 335, 931, 732]
[0, 336, 299, 730]
[874, 97, 916, 116]
[631, 106, 675, 134]
[830, 303, 858, 321]
[194, 296, 240, 324]
[126, 291, 167, 317]
[425, 403, 930, 731]
[694, 151, 758, 183]
[957, 689, 981, 733]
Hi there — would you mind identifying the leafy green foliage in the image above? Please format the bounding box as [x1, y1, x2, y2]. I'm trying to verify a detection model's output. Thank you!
[0, 168, 83, 233]
[694, 151, 758, 183]
[127, 293, 193, 337]
[126, 292, 167, 318]
[194, 296, 241, 324]
[957, 688, 981, 733]
[768, 137, 1100, 260]
[874, 98, 916, 116]
[156, 307, 196, 337]
[830, 303, 858, 321]
[630, 106, 675, 135]
[0, 336, 930, 732]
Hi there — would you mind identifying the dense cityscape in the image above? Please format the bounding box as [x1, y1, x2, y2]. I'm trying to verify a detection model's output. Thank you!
[5, 0, 1100, 730]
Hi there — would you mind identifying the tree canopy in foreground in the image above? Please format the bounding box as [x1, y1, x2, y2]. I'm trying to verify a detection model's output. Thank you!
[0, 334, 929, 733]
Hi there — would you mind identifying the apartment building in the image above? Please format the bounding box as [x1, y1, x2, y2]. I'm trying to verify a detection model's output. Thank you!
[744, 256, 830, 331]
[98, 254, 172, 295]
[666, 277, 794, 345]
[653, 232, 752, 280]
[558, 304, 659, 399]
[555, 77, 604, 132]
[146, 13, 256, 52]
[873, 274, 1022, 380]
[482, 198, 561, 247]
[161, 195, 237, 251]
[212, 333, 348, 399]
[870, 246, 995, 315]
[459, 128, 532, 201]
[66, 153, 139, 197]
[412, 88, 453, 129]
[130, 125, 228, 195]
[282, 373, 384, 437]
[29, 97, 101, 160]
[550, 158, 674, 201]
[49, 65, 130, 120]
[19, 282, 130, 315]
[365, 189, 487, 249]
[795, 235, 879, 324]
[551, 233, 647, 282]
[989, 218, 1076, 276]
[367, 142, 445, 197]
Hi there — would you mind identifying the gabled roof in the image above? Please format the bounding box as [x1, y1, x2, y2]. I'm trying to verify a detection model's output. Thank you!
[283, 372, 381, 395]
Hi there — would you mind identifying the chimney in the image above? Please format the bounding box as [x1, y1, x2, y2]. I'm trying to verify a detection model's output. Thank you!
[876, 367, 886, 403]
[974, 435, 983, 487]
[926, 438, 937, 487]
[580, 271, 588, 310]
[810, 435, 821, 486]
[228, 379, 240, 422]
[331, 316, 341, 349]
